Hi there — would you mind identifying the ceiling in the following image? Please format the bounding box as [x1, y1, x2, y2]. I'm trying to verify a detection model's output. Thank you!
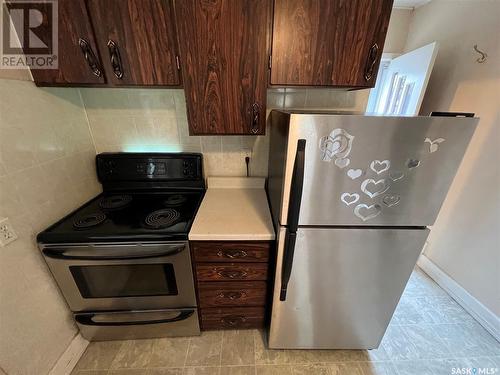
[393, 0, 431, 9]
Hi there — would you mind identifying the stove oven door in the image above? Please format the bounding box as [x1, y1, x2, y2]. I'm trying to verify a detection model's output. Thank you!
[41, 242, 197, 312]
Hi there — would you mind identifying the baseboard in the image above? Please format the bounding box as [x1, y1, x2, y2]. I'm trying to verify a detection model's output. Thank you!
[49, 333, 89, 375]
[417, 254, 500, 342]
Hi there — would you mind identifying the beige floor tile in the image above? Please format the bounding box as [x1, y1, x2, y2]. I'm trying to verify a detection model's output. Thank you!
[72, 371, 108, 375]
[149, 337, 191, 368]
[357, 361, 398, 375]
[110, 337, 189, 369]
[183, 367, 220, 375]
[328, 363, 363, 375]
[219, 366, 255, 375]
[254, 330, 289, 365]
[221, 330, 255, 366]
[75, 341, 124, 370]
[411, 295, 475, 324]
[287, 349, 339, 364]
[110, 340, 155, 369]
[186, 331, 223, 366]
[147, 369, 183, 375]
[288, 364, 363, 375]
[108, 370, 148, 375]
[402, 268, 447, 298]
[390, 297, 426, 325]
[464, 357, 500, 370]
[432, 322, 500, 357]
[290, 364, 331, 375]
[491, 356, 500, 367]
[381, 324, 450, 360]
[326, 348, 389, 362]
[393, 358, 460, 375]
[256, 365, 292, 375]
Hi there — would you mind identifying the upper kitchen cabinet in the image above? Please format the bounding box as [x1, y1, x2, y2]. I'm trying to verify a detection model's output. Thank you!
[7, 0, 105, 85]
[174, 0, 272, 135]
[270, 0, 393, 87]
[87, 0, 181, 86]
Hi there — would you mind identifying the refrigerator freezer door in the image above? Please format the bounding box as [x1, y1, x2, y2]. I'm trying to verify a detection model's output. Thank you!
[269, 226, 429, 349]
[274, 113, 477, 226]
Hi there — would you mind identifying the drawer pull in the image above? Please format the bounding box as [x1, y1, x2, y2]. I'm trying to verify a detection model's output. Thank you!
[217, 250, 248, 259]
[216, 270, 248, 279]
[221, 315, 246, 326]
[217, 291, 246, 300]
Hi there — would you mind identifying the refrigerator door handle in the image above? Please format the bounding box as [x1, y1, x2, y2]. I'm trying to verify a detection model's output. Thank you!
[280, 139, 306, 301]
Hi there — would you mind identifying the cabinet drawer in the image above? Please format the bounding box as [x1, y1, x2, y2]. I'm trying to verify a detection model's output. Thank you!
[198, 281, 267, 307]
[196, 263, 268, 282]
[192, 242, 270, 263]
[200, 307, 265, 330]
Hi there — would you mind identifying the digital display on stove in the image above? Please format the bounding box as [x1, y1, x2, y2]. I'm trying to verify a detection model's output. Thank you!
[135, 162, 166, 175]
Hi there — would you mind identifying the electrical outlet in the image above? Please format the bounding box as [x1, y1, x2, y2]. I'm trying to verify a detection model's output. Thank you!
[0, 217, 18, 247]
[242, 148, 252, 158]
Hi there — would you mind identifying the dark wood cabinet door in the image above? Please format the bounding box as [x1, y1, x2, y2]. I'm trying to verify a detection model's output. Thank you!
[87, 0, 180, 86]
[7, 0, 105, 85]
[198, 281, 267, 307]
[270, 0, 393, 87]
[174, 0, 271, 135]
[200, 307, 265, 329]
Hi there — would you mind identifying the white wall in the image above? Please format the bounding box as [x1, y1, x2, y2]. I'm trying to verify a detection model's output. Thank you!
[0, 80, 100, 374]
[405, 0, 500, 316]
[384, 8, 413, 54]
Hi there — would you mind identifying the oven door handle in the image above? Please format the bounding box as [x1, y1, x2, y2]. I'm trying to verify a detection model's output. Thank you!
[75, 309, 195, 326]
[42, 244, 185, 260]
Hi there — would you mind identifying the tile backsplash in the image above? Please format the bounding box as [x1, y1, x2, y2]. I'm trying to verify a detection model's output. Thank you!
[0, 79, 100, 375]
[79, 87, 369, 177]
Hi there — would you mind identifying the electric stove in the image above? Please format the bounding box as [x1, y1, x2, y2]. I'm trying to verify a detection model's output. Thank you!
[37, 152, 205, 341]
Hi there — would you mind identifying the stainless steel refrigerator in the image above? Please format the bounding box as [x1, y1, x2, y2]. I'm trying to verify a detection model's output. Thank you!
[266, 110, 478, 349]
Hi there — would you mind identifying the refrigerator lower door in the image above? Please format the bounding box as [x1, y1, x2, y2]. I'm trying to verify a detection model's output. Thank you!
[269, 226, 429, 349]
[75, 308, 200, 341]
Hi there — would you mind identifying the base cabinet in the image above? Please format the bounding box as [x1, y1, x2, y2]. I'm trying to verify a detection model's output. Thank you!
[191, 241, 273, 330]
[200, 307, 265, 330]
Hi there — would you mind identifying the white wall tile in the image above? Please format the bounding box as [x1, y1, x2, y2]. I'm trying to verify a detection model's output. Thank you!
[0, 79, 99, 375]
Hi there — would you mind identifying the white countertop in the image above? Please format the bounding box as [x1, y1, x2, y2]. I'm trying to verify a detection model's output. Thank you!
[189, 177, 275, 241]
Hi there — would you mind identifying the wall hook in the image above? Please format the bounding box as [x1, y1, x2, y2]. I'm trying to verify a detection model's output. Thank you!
[473, 45, 487, 63]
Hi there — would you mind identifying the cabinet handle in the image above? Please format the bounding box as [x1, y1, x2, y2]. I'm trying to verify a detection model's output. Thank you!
[216, 270, 247, 279]
[364, 43, 379, 81]
[217, 250, 248, 259]
[220, 315, 246, 326]
[107, 40, 124, 79]
[78, 38, 102, 77]
[217, 291, 246, 300]
[249, 102, 261, 134]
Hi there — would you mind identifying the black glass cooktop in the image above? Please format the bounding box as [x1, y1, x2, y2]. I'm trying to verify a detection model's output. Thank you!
[37, 191, 204, 243]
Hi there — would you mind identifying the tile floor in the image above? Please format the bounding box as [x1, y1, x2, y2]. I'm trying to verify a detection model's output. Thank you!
[72, 268, 499, 375]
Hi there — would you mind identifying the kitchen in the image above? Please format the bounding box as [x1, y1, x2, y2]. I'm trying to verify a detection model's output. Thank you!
[0, 1, 499, 375]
